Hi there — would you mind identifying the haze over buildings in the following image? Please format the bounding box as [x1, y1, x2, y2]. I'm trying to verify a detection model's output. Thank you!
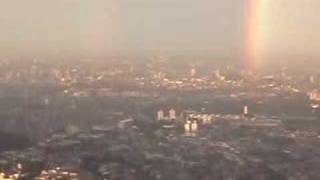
[1, 1, 320, 179]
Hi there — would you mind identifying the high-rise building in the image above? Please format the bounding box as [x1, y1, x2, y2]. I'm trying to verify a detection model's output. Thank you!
[157, 110, 164, 121]
[191, 121, 198, 132]
[184, 122, 191, 132]
[184, 120, 198, 133]
[243, 106, 249, 116]
[190, 68, 196, 77]
[169, 109, 176, 120]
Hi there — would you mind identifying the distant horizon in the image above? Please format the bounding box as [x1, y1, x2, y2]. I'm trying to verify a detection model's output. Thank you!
[1, 0, 320, 65]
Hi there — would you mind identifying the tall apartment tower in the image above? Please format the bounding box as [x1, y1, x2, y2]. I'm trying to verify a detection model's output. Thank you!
[157, 110, 164, 121]
[169, 109, 176, 120]
[243, 106, 249, 116]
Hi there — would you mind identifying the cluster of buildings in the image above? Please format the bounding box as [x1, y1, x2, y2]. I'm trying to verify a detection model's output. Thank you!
[156, 105, 254, 136]
[183, 111, 215, 135]
[0, 163, 22, 180]
[135, 68, 233, 91]
[0, 58, 320, 179]
[0, 58, 317, 102]
[34, 167, 79, 180]
[156, 108, 216, 135]
[157, 109, 177, 121]
[0, 100, 318, 180]
[0, 166, 79, 180]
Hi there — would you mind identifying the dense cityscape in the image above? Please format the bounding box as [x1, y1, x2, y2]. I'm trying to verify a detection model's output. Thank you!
[0, 57, 319, 179]
[1, 0, 320, 179]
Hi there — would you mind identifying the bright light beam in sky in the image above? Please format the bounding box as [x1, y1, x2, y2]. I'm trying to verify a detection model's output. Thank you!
[243, 0, 267, 71]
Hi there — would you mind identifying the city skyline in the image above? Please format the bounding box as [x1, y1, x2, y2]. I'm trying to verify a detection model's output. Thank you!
[1, 1, 320, 179]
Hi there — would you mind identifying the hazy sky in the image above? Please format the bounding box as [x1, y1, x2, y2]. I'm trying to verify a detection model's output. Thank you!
[0, 0, 319, 58]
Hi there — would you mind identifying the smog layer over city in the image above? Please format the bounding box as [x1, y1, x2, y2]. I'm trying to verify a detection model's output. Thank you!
[1, 0, 320, 180]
